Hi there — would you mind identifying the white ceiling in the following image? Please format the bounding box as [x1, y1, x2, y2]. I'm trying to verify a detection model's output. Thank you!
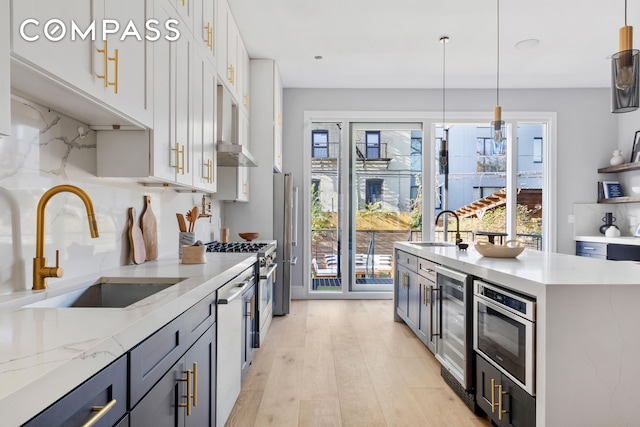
[227, 0, 637, 89]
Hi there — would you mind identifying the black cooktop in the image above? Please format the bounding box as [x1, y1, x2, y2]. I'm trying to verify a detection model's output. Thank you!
[205, 242, 268, 253]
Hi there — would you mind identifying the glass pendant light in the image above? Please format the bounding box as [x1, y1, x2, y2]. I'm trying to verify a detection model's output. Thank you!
[491, 0, 505, 143]
[612, 0, 639, 113]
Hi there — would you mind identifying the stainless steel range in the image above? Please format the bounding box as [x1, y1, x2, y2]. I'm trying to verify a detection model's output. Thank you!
[206, 240, 277, 348]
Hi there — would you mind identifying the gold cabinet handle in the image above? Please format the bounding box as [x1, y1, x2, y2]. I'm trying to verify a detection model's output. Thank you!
[244, 94, 249, 109]
[243, 181, 249, 196]
[204, 23, 213, 50]
[498, 383, 507, 421]
[108, 48, 119, 94]
[192, 362, 198, 407]
[96, 41, 109, 87]
[228, 64, 235, 85]
[179, 369, 193, 416]
[172, 143, 185, 174]
[490, 378, 496, 413]
[209, 160, 213, 184]
[278, 114, 283, 128]
[181, 0, 185, 5]
[83, 399, 117, 427]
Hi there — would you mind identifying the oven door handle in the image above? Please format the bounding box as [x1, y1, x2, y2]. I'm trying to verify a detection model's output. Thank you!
[260, 263, 278, 280]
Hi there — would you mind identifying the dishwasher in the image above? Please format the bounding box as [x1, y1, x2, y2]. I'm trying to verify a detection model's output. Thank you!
[216, 268, 255, 427]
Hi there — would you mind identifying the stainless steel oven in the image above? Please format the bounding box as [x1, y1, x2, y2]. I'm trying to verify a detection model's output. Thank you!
[473, 280, 536, 395]
[258, 250, 277, 345]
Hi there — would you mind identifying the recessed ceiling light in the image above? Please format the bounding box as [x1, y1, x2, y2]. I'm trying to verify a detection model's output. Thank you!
[314, 55, 323, 60]
[515, 39, 540, 51]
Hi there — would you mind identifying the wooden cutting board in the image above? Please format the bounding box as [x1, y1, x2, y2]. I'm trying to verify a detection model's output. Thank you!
[140, 195, 158, 260]
[129, 207, 146, 265]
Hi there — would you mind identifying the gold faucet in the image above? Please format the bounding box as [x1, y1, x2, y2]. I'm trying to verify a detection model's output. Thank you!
[435, 209, 468, 250]
[33, 185, 99, 290]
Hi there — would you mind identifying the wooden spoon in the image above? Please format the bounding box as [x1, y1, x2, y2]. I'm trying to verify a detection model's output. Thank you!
[190, 206, 199, 232]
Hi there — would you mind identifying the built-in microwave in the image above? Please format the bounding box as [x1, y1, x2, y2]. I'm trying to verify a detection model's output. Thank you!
[473, 280, 536, 396]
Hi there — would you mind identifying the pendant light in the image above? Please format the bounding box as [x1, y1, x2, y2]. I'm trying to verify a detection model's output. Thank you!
[440, 36, 449, 177]
[491, 0, 505, 143]
[611, 0, 639, 113]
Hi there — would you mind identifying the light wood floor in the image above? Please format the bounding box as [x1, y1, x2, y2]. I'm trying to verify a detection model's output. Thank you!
[226, 299, 491, 427]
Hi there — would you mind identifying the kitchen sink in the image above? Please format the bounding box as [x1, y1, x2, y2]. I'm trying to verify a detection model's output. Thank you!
[24, 279, 183, 308]
[410, 241, 456, 247]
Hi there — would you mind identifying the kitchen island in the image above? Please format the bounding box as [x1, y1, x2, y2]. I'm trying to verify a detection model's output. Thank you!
[0, 253, 255, 426]
[394, 241, 640, 427]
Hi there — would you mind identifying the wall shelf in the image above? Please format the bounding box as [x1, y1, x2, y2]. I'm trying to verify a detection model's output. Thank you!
[597, 196, 640, 204]
[598, 162, 640, 173]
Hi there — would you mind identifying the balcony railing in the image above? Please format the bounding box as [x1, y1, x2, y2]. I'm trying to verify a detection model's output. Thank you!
[311, 142, 389, 160]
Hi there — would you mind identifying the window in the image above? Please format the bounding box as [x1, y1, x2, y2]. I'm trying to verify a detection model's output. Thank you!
[533, 137, 543, 163]
[312, 130, 329, 158]
[365, 131, 380, 158]
[366, 179, 383, 205]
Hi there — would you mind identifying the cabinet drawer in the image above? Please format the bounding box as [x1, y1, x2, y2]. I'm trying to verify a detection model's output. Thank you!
[396, 250, 417, 272]
[24, 355, 127, 427]
[129, 315, 185, 408]
[184, 292, 217, 349]
[575, 241, 606, 257]
[417, 258, 437, 281]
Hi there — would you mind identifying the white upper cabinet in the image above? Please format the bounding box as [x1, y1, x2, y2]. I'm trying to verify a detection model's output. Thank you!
[239, 41, 250, 115]
[10, 0, 151, 127]
[193, 49, 217, 192]
[194, 0, 216, 62]
[174, 0, 194, 34]
[216, 0, 246, 101]
[0, 0, 10, 136]
[93, 0, 151, 126]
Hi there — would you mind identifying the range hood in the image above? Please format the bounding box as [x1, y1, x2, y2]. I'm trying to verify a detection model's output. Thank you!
[217, 143, 258, 167]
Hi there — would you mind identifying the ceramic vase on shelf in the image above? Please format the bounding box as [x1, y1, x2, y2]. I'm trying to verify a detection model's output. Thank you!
[610, 149, 625, 166]
[600, 212, 617, 234]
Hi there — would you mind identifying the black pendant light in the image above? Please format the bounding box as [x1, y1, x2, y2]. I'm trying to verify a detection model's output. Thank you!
[612, 0, 639, 113]
[491, 0, 505, 143]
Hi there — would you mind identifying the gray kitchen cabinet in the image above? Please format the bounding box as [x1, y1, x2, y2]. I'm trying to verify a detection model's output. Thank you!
[129, 314, 186, 408]
[114, 415, 129, 427]
[416, 257, 437, 354]
[396, 250, 420, 331]
[130, 324, 215, 427]
[575, 240, 640, 261]
[476, 353, 535, 427]
[23, 355, 127, 427]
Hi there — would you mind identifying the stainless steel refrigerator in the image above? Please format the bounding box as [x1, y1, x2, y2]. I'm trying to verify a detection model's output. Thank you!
[273, 172, 297, 315]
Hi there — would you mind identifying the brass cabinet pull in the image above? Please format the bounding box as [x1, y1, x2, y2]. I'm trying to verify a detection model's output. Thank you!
[204, 23, 210, 44]
[203, 159, 212, 183]
[244, 94, 249, 109]
[490, 378, 496, 413]
[108, 49, 119, 94]
[498, 383, 507, 420]
[179, 369, 193, 416]
[204, 23, 213, 50]
[82, 399, 116, 427]
[192, 362, 198, 407]
[228, 64, 235, 85]
[243, 181, 249, 196]
[180, 144, 185, 175]
[96, 41, 109, 87]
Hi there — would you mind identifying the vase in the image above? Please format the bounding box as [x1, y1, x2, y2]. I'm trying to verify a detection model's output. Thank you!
[599, 212, 617, 234]
[610, 150, 625, 166]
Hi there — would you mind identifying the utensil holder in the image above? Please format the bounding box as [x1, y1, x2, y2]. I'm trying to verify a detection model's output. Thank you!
[178, 232, 196, 258]
[182, 245, 206, 264]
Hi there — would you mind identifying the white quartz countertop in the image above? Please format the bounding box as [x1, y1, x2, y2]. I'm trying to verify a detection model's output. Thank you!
[395, 242, 640, 298]
[0, 253, 255, 426]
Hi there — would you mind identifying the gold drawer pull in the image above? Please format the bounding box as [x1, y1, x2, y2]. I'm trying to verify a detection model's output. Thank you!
[108, 48, 119, 94]
[179, 368, 193, 416]
[82, 399, 116, 427]
[96, 41, 109, 88]
[192, 362, 198, 407]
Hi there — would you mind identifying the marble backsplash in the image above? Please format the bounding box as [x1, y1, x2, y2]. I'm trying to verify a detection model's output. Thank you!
[0, 98, 223, 294]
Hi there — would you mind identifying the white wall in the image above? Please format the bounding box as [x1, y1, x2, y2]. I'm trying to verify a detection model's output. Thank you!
[0, 98, 222, 294]
[283, 88, 617, 290]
